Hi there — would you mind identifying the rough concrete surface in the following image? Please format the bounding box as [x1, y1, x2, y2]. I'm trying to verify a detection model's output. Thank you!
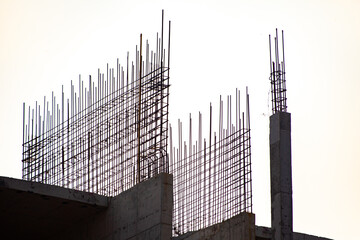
[172, 212, 255, 240]
[0, 173, 173, 240]
[255, 226, 332, 240]
[52, 172, 173, 240]
[270, 112, 293, 240]
[0, 176, 108, 239]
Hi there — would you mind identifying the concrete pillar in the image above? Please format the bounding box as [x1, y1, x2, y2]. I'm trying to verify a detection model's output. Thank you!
[270, 112, 293, 240]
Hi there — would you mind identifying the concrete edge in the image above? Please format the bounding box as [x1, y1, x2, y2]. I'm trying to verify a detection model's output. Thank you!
[255, 226, 333, 240]
[255, 225, 272, 239]
[293, 231, 333, 240]
[0, 176, 108, 207]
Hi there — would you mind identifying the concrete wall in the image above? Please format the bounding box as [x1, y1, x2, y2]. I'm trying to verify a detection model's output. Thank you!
[172, 212, 255, 240]
[0, 173, 173, 240]
[0, 176, 108, 239]
[54, 173, 173, 240]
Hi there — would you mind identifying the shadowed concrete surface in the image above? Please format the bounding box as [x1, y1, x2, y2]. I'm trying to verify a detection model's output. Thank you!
[56, 172, 173, 240]
[172, 212, 255, 240]
[170, 213, 331, 240]
[0, 176, 108, 239]
[0, 172, 330, 240]
[256, 226, 332, 240]
[0, 173, 173, 240]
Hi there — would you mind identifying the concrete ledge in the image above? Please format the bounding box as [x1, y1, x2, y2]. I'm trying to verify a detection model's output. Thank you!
[173, 212, 255, 240]
[255, 226, 332, 240]
[256, 226, 272, 239]
[0, 176, 108, 207]
[293, 232, 333, 240]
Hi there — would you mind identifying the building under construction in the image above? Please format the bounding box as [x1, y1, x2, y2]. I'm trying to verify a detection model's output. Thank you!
[0, 12, 331, 240]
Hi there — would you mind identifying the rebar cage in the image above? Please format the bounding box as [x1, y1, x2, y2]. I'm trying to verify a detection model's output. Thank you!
[269, 29, 287, 113]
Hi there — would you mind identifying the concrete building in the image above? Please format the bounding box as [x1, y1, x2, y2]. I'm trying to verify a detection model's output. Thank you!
[0, 173, 172, 240]
[0, 76, 332, 240]
[0, 167, 331, 240]
[0, 25, 331, 239]
[0, 112, 331, 239]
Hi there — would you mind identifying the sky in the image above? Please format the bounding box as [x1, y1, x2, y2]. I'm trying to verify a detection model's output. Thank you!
[0, 0, 359, 239]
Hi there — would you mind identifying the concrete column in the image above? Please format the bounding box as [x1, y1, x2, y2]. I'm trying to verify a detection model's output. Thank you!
[270, 112, 293, 240]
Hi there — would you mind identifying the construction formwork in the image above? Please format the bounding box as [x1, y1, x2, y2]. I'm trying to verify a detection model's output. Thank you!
[22, 12, 171, 196]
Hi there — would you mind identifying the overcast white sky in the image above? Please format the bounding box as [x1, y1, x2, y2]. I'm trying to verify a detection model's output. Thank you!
[1, 0, 359, 239]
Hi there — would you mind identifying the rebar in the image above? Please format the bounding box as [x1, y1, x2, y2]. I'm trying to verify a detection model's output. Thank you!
[170, 88, 252, 236]
[22, 12, 171, 196]
[269, 29, 287, 113]
[21, 13, 253, 237]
